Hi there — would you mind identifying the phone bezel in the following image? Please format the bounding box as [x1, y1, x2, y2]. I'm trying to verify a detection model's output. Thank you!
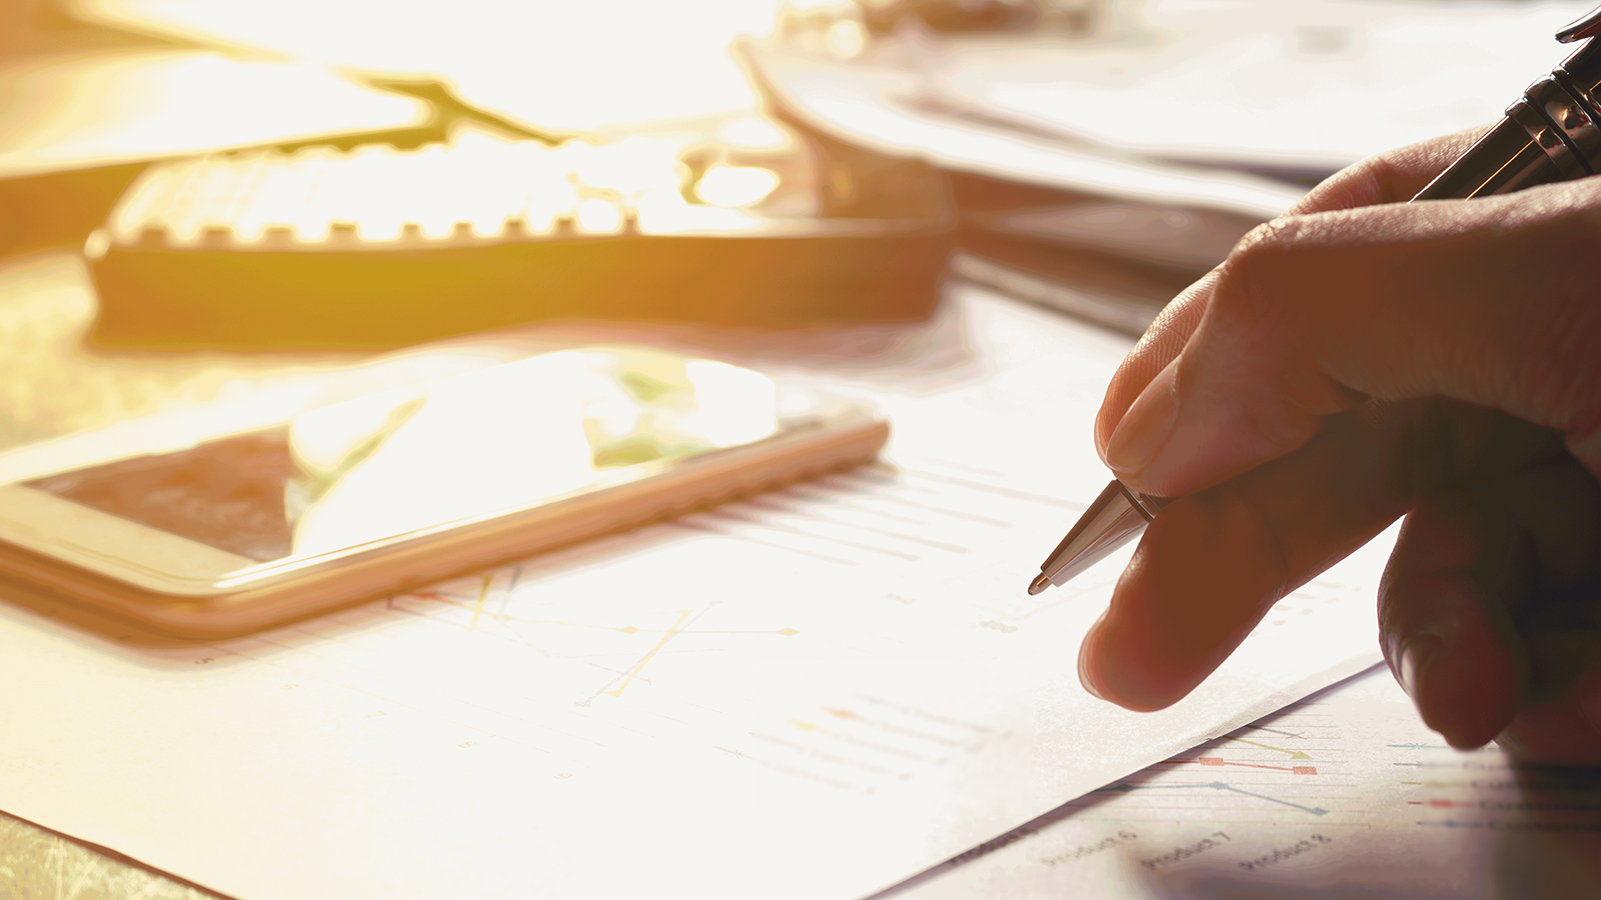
[0, 411, 888, 638]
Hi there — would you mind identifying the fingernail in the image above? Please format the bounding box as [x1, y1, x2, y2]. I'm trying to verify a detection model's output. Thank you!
[1078, 615, 1108, 701]
[1397, 634, 1444, 701]
[1105, 359, 1179, 477]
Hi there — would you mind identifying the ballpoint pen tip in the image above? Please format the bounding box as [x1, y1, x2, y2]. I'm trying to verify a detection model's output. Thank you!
[1027, 573, 1051, 596]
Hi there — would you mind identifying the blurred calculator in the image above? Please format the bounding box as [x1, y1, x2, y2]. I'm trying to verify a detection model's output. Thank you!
[86, 119, 953, 349]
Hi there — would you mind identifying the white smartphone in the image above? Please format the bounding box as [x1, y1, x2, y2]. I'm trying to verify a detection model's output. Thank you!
[0, 346, 887, 638]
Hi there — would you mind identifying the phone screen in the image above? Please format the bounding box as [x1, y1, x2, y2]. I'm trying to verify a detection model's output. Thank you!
[24, 348, 780, 563]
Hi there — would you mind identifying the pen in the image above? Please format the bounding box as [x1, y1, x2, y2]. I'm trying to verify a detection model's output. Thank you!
[1027, 3, 1601, 596]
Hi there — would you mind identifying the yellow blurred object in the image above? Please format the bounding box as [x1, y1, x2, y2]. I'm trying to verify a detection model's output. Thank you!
[0, 43, 432, 260]
[0, 49, 429, 180]
[85, 119, 955, 348]
[72, 0, 781, 133]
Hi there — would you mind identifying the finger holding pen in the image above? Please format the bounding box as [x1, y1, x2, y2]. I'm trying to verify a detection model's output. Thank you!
[1076, 170, 1601, 761]
[1090, 127, 1489, 463]
[1026, 134, 1481, 595]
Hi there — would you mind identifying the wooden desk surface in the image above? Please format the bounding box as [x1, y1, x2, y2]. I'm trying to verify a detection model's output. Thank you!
[0, 811, 213, 900]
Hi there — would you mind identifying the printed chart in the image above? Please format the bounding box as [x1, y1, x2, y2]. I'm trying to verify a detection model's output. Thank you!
[0, 287, 1396, 900]
[204, 456, 1094, 785]
[897, 666, 1601, 899]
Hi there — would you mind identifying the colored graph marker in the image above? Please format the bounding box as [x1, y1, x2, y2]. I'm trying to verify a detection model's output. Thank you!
[1191, 757, 1317, 775]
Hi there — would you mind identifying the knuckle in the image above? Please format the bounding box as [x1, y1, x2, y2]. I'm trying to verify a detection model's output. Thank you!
[1492, 213, 1601, 449]
[1212, 218, 1309, 326]
[1303, 154, 1390, 211]
[1230, 216, 1303, 261]
[1293, 142, 1423, 213]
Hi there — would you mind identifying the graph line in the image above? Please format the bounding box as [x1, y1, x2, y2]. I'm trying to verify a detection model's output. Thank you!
[1246, 725, 1306, 740]
[469, 574, 492, 630]
[1104, 781, 1329, 816]
[604, 609, 693, 698]
[1222, 737, 1312, 759]
[396, 587, 798, 703]
[1163, 757, 1317, 775]
[404, 590, 795, 638]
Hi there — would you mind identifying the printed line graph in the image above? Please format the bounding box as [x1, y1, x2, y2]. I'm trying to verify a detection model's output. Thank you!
[1097, 781, 1331, 817]
[1246, 725, 1307, 740]
[600, 608, 691, 699]
[1220, 736, 1312, 759]
[242, 452, 1081, 782]
[1055, 708, 1349, 824]
[1159, 757, 1318, 775]
[240, 569, 828, 763]
[1143, 724, 1320, 774]
[888, 672, 1601, 898]
[1393, 740, 1601, 838]
[255, 452, 1053, 768]
[389, 577, 804, 707]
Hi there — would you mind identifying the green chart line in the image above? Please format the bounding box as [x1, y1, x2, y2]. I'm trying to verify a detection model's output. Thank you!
[1223, 736, 1311, 760]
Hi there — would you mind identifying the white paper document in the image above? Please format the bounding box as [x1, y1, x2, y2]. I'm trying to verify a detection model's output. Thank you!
[920, 0, 1597, 172]
[0, 286, 1391, 898]
[897, 665, 1601, 899]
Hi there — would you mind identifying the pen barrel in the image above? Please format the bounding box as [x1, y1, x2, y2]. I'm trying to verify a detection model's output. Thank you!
[1413, 119, 1559, 200]
[1415, 39, 1601, 201]
[1039, 481, 1151, 587]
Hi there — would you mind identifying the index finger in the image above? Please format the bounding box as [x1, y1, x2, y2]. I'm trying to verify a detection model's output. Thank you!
[1093, 126, 1492, 457]
[1078, 397, 1565, 711]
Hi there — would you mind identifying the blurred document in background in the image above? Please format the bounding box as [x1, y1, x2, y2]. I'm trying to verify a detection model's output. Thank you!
[769, 0, 1597, 180]
[920, 0, 1599, 176]
[752, 0, 1599, 332]
[32, 0, 1591, 342]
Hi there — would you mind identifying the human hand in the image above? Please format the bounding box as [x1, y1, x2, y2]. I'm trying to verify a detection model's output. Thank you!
[1076, 128, 1601, 763]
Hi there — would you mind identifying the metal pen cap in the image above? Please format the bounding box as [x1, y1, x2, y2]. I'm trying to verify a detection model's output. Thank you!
[1414, 4, 1601, 200]
[1028, 481, 1168, 595]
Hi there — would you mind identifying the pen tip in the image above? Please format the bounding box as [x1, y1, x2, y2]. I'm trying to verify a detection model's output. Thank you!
[1027, 573, 1051, 596]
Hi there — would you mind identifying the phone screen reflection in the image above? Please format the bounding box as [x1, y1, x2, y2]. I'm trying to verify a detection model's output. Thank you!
[26, 347, 779, 562]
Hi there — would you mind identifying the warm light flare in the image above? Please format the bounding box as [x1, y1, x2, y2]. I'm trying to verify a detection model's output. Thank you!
[0, 50, 426, 178]
[74, 0, 784, 133]
[286, 347, 779, 557]
[99, 116, 807, 251]
[695, 164, 782, 208]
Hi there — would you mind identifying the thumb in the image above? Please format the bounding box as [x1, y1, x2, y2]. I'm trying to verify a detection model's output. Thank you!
[1100, 179, 1601, 498]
